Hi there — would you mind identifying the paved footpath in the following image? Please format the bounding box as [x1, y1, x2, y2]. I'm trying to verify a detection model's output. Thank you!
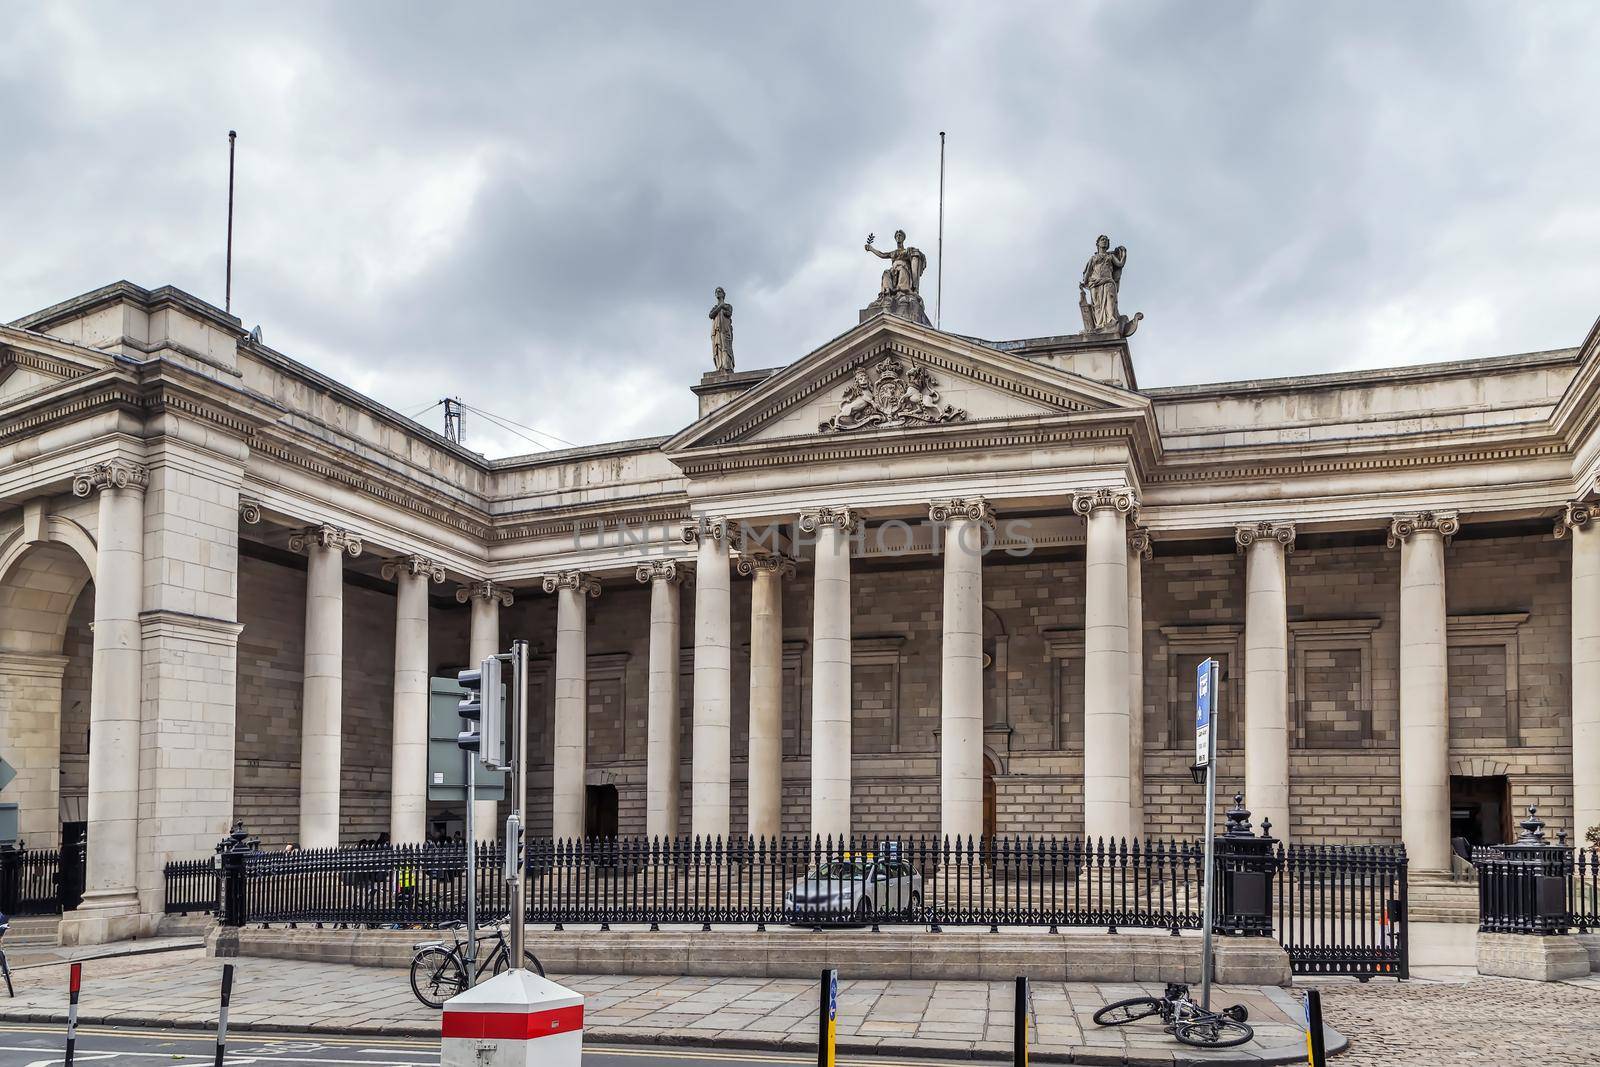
[0, 947, 1314, 1063]
[1, 947, 1596, 1064]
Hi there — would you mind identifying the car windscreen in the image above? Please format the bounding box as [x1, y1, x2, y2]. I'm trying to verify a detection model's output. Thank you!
[810, 861, 865, 879]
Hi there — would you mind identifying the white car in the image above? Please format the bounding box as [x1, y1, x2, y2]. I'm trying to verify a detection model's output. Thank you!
[783, 855, 923, 923]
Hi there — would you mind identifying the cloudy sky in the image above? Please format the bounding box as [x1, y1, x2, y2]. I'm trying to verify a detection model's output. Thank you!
[4, 3, 1598, 457]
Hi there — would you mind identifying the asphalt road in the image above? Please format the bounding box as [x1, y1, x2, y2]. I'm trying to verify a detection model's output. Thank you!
[0, 1023, 975, 1067]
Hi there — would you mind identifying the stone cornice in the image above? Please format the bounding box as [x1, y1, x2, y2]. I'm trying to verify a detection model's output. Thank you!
[0, 346, 93, 382]
[1071, 486, 1139, 519]
[541, 571, 601, 598]
[455, 580, 514, 607]
[1553, 500, 1596, 539]
[288, 524, 363, 557]
[1386, 511, 1460, 548]
[1235, 520, 1297, 553]
[71, 459, 148, 496]
[1148, 437, 1565, 486]
[928, 498, 996, 527]
[495, 500, 689, 543]
[797, 507, 860, 534]
[635, 559, 692, 584]
[380, 554, 447, 583]
[735, 552, 796, 579]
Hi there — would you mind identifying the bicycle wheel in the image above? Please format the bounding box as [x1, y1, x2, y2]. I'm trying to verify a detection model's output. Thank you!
[410, 947, 466, 1009]
[492, 948, 547, 977]
[1174, 1015, 1254, 1048]
[1092, 997, 1163, 1026]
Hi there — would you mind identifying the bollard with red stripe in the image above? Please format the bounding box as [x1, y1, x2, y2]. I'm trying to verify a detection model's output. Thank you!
[440, 968, 584, 1067]
[64, 961, 81, 1067]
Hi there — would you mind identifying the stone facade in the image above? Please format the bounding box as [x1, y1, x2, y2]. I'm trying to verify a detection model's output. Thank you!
[2, 277, 1598, 941]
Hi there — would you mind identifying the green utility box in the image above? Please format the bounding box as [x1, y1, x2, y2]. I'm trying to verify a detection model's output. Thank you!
[427, 675, 506, 802]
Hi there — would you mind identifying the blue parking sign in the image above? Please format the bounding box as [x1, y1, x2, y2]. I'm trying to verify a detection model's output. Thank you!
[1195, 658, 1214, 766]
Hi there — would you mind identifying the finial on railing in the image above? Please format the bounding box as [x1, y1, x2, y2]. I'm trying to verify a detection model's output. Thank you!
[1223, 793, 1254, 837]
[1514, 805, 1548, 845]
[1259, 817, 1273, 840]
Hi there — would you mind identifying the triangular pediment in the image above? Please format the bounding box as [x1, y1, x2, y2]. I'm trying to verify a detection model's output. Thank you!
[666, 314, 1147, 455]
[0, 332, 108, 403]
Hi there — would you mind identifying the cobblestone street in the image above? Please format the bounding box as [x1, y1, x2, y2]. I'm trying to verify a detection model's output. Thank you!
[1310, 972, 1600, 1065]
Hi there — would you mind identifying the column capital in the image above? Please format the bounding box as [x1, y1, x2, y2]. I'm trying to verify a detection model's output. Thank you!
[71, 459, 149, 497]
[542, 570, 601, 598]
[928, 497, 996, 527]
[454, 579, 514, 607]
[1386, 511, 1459, 549]
[238, 497, 262, 525]
[797, 506, 860, 534]
[635, 559, 692, 584]
[381, 554, 446, 583]
[1127, 524, 1154, 560]
[1554, 500, 1597, 540]
[736, 552, 796, 579]
[1071, 486, 1139, 519]
[681, 516, 732, 545]
[1235, 520, 1296, 554]
[288, 523, 363, 557]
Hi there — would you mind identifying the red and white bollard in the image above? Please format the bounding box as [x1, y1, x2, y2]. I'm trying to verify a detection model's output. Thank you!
[440, 969, 584, 1067]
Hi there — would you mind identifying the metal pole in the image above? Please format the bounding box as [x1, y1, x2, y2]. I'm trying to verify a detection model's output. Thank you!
[1012, 975, 1028, 1066]
[463, 744, 476, 987]
[935, 131, 945, 330]
[1199, 659, 1219, 1012]
[507, 639, 529, 967]
[64, 961, 81, 1067]
[225, 131, 236, 315]
[213, 962, 234, 1067]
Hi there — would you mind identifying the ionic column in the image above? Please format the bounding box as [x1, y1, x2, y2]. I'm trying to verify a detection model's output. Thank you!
[1073, 487, 1138, 841]
[543, 571, 599, 840]
[70, 460, 147, 918]
[456, 579, 514, 841]
[636, 560, 688, 839]
[1557, 502, 1600, 836]
[1127, 525, 1152, 839]
[738, 552, 793, 841]
[929, 499, 994, 844]
[1237, 521, 1295, 842]
[799, 507, 858, 841]
[383, 556, 444, 844]
[291, 524, 362, 849]
[683, 519, 733, 840]
[1389, 511, 1459, 874]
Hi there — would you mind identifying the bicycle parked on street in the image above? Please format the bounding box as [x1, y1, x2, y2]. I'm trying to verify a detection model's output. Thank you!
[1093, 982, 1253, 1048]
[408, 921, 545, 1009]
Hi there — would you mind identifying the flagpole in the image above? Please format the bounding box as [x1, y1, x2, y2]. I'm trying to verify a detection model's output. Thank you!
[935, 131, 945, 330]
[225, 131, 237, 315]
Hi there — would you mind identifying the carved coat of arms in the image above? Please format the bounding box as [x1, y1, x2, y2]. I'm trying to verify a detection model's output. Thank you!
[819, 353, 965, 433]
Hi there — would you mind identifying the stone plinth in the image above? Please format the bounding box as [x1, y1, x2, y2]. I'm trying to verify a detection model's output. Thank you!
[1211, 937, 1292, 986]
[860, 291, 930, 326]
[1476, 931, 1590, 981]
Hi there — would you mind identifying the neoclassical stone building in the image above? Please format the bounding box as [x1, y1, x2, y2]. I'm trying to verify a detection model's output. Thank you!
[2, 275, 1597, 943]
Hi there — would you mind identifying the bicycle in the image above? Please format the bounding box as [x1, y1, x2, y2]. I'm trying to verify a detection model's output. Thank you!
[408, 922, 545, 1009]
[1092, 982, 1253, 1048]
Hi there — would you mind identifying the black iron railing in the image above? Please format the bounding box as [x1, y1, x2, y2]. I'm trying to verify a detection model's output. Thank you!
[1574, 850, 1600, 933]
[0, 846, 64, 916]
[207, 835, 1207, 933]
[1275, 842, 1408, 979]
[162, 857, 220, 915]
[1476, 806, 1573, 937]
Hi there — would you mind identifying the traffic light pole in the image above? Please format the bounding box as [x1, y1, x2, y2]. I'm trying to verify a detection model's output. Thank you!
[462, 747, 476, 986]
[507, 639, 529, 968]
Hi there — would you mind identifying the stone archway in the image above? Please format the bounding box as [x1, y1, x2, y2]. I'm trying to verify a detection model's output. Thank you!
[0, 530, 96, 849]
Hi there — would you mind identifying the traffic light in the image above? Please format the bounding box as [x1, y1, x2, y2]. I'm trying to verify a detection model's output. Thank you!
[456, 655, 505, 768]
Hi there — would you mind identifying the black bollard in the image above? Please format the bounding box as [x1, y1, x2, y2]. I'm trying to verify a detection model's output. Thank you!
[816, 968, 837, 1067]
[1303, 988, 1327, 1067]
[214, 963, 235, 1067]
[1013, 975, 1029, 1065]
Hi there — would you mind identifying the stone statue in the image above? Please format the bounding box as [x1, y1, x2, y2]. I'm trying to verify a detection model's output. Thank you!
[1079, 235, 1142, 337]
[709, 286, 734, 373]
[861, 229, 932, 326]
[866, 230, 927, 296]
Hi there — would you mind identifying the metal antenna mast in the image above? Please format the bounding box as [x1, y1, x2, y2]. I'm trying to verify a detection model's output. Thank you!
[443, 398, 464, 444]
[936, 131, 946, 330]
[225, 131, 237, 314]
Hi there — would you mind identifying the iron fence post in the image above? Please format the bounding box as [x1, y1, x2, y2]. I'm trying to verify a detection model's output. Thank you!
[1212, 794, 1275, 937]
[215, 822, 259, 927]
[1476, 806, 1573, 936]
[0, 842, 22, 914]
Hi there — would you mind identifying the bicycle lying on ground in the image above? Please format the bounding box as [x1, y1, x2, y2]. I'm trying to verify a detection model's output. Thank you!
[1092, 982, 1253, 1048]
[408, 921, 545, 1008]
